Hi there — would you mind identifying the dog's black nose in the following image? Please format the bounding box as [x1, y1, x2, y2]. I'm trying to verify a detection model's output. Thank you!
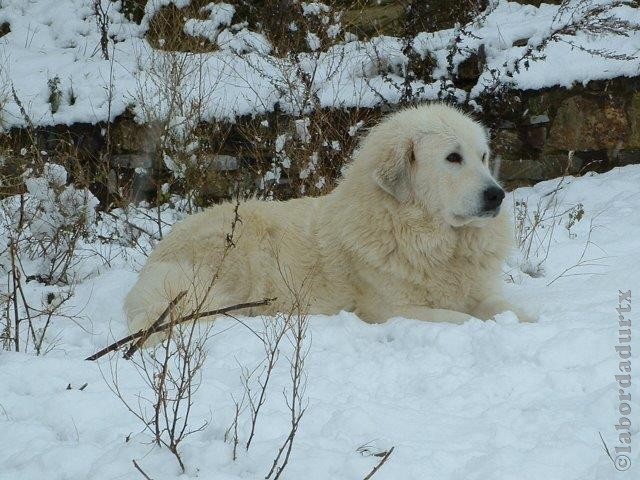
[483, 186, 505, 211]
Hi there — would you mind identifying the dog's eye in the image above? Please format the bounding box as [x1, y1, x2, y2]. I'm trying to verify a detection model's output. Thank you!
[446, 153, 463, 164]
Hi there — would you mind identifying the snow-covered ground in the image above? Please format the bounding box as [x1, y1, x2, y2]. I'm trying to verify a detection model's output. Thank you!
[1, 165, 639, 479]
[1, 0, 639, 128]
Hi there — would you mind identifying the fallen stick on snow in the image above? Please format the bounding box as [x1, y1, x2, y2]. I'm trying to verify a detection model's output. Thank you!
[86, 296, 274, 361]
[122, 290, 188, 359]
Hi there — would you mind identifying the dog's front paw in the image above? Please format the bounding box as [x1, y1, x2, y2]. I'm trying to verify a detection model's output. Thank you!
[474, 297, 537, 324]
[513, 310, 537, 323]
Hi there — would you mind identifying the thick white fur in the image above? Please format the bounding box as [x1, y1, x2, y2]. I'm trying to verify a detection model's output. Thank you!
[125, 104, 529, 335]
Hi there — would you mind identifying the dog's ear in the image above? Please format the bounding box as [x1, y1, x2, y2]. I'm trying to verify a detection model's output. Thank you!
[372, 138, 414, 202]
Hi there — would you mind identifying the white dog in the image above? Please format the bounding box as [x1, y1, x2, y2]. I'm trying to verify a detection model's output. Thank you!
[125, 103, 529, 335]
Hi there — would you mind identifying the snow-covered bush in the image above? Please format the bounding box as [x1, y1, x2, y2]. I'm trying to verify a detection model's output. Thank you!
[1, 162, 99, 285]
[0, 161, 99, 352]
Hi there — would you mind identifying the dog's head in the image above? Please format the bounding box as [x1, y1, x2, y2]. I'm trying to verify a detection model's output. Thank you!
[367, 104, 504, 228]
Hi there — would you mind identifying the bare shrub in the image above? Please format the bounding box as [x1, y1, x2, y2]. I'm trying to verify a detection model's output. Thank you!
[513, 179, 568, 278]
[0, 53, 9, 131]
[133, 311, 210, 471]
[238, 106, 379, 200]
[132, 45, 232, 214]
[249, 315, 289, 449]
[105, 270, 215, 472]
[511, 153, 606, 281]
[211, 254, 313, 479]
[102, 194, 252, 474]
[264, 300, 310, 480]
[93, 0, 113, 60]
[546, 213, 608, 286]
[229, 4, 384, 199]
[1, 158, 96, 353]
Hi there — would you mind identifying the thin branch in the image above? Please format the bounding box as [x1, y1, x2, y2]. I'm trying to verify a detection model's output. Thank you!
[132, 459, 154, 480]
[86, 297, 275, 361]
[362, 446, 395, 480]
[123, 290, 188, 359]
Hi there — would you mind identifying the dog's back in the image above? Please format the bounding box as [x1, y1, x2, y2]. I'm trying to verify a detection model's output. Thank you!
[124, 195, 343, 336]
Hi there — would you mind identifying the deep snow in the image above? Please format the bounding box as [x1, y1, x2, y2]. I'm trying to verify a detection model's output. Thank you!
[1, 165, 639, 479]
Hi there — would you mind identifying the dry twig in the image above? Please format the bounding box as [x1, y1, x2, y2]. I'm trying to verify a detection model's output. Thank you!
[132, 459, 154, 480]
[123, 290, 188, 359]
[86, 297, 274, 361]
[362, 446, 395, 480]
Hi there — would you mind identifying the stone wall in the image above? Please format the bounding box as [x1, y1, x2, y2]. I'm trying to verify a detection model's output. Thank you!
[2, 76, 639, 201]
[488, 77, 640, 189]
